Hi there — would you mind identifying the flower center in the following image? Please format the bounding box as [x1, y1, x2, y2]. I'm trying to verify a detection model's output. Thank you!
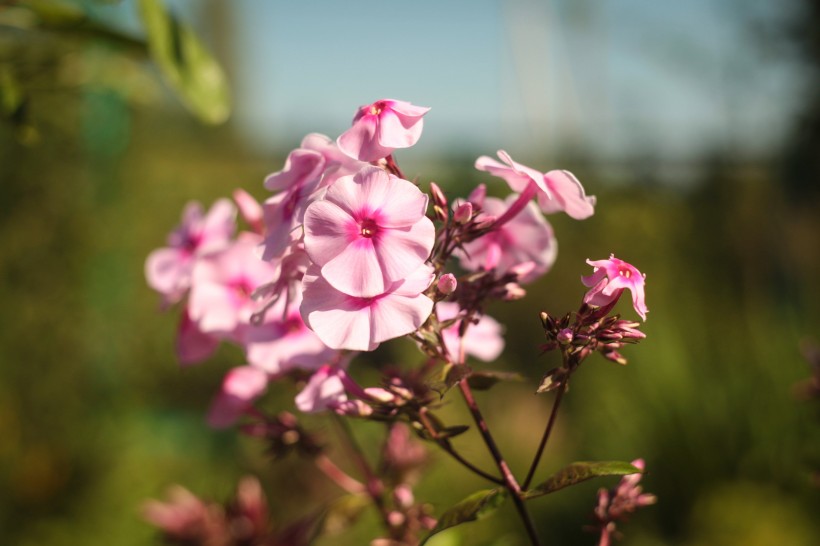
[369, 104, 382, 116]
[360, 218, 378, 238]
[619, 268, 631, 278]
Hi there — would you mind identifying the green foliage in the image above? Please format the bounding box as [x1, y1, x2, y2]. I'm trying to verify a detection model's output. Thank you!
[421, 489, 508, 545]
[138, 0, 231, 124]
[522, 461, 641, 500]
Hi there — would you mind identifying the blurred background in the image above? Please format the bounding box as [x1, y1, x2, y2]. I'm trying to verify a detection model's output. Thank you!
[1, 0, 819, 544]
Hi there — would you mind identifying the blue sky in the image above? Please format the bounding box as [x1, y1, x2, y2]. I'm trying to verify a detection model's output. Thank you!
[136, 0, 804, 164]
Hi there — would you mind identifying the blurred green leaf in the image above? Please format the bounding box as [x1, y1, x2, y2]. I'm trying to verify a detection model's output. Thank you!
[420, 488, 507, 545]
[430, 363, 472, 398]
[466, 371, 525, 391]
[321, 494, 370, 535]
[137, 0, 230, 124]
[523, 461, 641, 500]
[18, 0, 87, 27]
[0, 67, 24, 118]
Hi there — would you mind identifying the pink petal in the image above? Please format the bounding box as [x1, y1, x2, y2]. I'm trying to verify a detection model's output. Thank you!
[374, 219, 435, 283]
[198, 198, 237, 254]
[337, 115, 390, 162]
[188, 281, 241, 334]
[322, 237, 385, 298]
[303, 199, 355, 265]
[321, 167, 384, 218]
[377, 109, 424, 148]
[295, 365, 347, 413]
[539, 170, 596, 219]
[370, 291, 433, 344]
[207, 366, 268, 428]
[264, 148, 325, 192]
[176, 310, 219, 365]
[391, 263, 435, 296]
[387, 100, 431, 118]
[145, 247, 191, 301]
[374, 175, 430, 227]
[300, 268, 376, 351]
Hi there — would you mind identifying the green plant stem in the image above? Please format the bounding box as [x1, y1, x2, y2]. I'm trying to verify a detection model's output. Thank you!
[522, 383, 566, 491]
[417, 408, 505, 485]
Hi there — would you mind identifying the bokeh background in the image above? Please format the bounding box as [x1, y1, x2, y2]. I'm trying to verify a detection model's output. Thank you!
[2, 0, 820, 544]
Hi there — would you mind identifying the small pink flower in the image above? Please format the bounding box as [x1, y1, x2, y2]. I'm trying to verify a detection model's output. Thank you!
[300, 263, 435, 352]
[145, 199, 236, 304]
[294, 364, 348, 413]
[188, 233, 279, 339]
[582, 255, 648, 320]
[436, 302, 504, 362]
[303, 166, 435, 298]
[175, 310, 219, 366]
[458, 194, 557, 283]
[337, 99, 430, 162]
[475, 150, 595, 220]
[207, 366, 268, 428]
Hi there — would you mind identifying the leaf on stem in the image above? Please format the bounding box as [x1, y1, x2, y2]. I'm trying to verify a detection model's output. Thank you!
[467, 370, 525, 391]
[138, 0, 230, 124]
[523, 461, 642, 500]
[430, 363, 472, 397]
[420, 489, 508, 545]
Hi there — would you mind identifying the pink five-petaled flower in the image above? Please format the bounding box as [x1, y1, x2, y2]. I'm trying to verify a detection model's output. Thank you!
[300, 263, 435, 352]
[337, 99, 430, 162]
[303, 166, 435, 298]
[145, 199, 236, 305]
[582, 255, 648, 321]
[475, 150, 595, 220]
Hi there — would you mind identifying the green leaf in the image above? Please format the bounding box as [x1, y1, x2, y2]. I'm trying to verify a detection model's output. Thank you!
[523, 461, 641, 500]
[18, 0, 87, 27]
[420, 489, 507, 545]
[138, 0, 230, 124]
[467, 371, 525, 391]
[430, 363, 472, 397]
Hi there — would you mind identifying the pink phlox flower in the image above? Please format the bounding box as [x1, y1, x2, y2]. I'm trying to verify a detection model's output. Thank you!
[145, 199, 236, 304]
[187, 233, 280, 339]
[475, 150, 595, 220]
[175, 309, 219, 366]
[458, 194, 557, 283]
[582, 255, 648, 321]
[436, 302, 504, 363]
[300, 263, 435, 352]
[303, 166, 435, 298]
[207, 366, 268, 428]
[142, 485, 223, 540]
[592, 459, 656, 546]
[260, 177, 323, 262]
[337, 99, 430, 162]
[243, 289, 335, 375]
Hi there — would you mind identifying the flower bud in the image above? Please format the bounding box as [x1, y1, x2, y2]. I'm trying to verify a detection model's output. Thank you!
[429, 182, 447, 208]
[437, 273, 457, 295]
[502, 282, 526, 300]
[453, 202, 473, 224]
[557, 328, 573, 345]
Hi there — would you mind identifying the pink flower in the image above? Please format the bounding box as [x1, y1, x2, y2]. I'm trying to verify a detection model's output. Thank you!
[145, 199, 236, 304]
[187, 233, 279, 339]
[300, 263, 435, 352]
[233, 189, 263, 234]
[303, 166, 435, 298]
[337, 99, 430, 162]
[207, 366, 268, 428]
[582, 255, 648, 320]
[175, 310, 219, 366]
[592, 459, 656, 546]
[458, 194, 557, 283]
[475, 150, 595, 220]
[243, 291, 335, 375]
[436, 302, 504, 362]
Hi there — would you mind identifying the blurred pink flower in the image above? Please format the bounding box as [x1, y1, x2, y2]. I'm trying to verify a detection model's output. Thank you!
[175, 310, 219, 366]
[145, 199, 236, 304]
[475, 150, 595, 220]
[207, 366, 268, 428]
[300, 263, 435, 352]
[188, 233, 279, 339]
[458, 194, 557, 283]
[337, 99, 430, 162]
[582, 255, 648, 321]
[303, 166, 435, 298]
[243, 290, 335, 375]
[592, 459, 656, 546]
[436, 302, 504, 362]
[294, 364, 348, 413]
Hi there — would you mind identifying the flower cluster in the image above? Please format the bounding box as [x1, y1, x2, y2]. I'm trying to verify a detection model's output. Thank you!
[145, 98, 652, 546]
[588, 459, 657, 546]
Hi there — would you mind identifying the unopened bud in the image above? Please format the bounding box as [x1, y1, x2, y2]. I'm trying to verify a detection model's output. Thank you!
[603, 350, 627, 366]
[503, 282, 526, 300]
[433, 205, 447, 222]
[334, 400, 373, 417]
[364, 387, 396, 403]
[467, 184, 486, 206]
[475, 215, 498, 230]
[453, 202, 473, 224]
[557, 328, 573, 345]
[429, 182, 447, 208]
[437, 273, 457, 295]
[394, 484, 415, 509]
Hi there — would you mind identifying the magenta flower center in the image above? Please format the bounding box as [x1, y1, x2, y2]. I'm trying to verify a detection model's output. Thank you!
[359, 218, 379, 238]
[368, 103, 384, 116]
[618, 266, 632, 279]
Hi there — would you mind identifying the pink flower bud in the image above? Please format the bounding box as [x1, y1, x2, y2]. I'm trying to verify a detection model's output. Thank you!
[453, 202, 473, 224]
[429, 182, 447, 209]
[557, 328, 573, 345]
[502, 282, 526, 300]
[437, 273, 457, 295]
